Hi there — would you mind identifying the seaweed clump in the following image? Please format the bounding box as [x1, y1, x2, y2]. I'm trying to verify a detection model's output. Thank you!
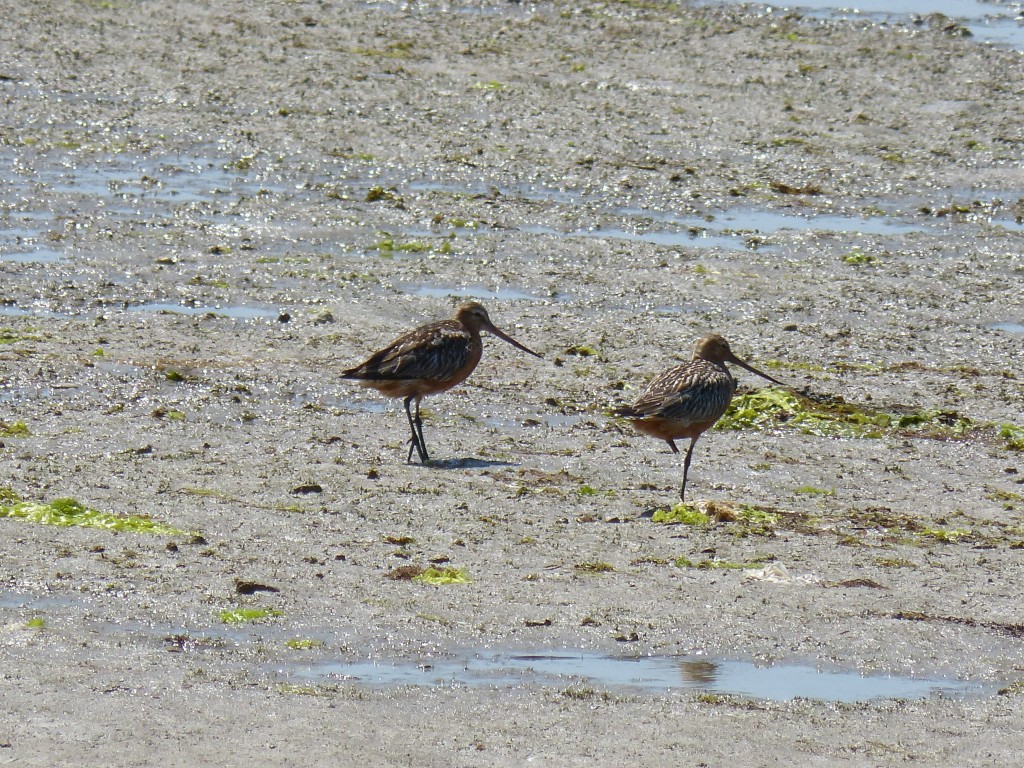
[413, 567, 471, 585]
[652, 504, 710, 525]
[0, 491, 186, 536]
[999, 423, 1024, 451]
[717, 389, 887, 437]
[717, 389, 974, 440]
[219, 608, 284, 624]
[0, 420, 31, 437]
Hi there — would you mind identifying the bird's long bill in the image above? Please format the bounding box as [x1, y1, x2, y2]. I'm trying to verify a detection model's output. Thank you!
[484, 322, 542, 358]
[730, 354, 786, 387]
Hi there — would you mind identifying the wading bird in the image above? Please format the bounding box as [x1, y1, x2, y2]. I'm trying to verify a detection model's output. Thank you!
[616, 334, 785, 502]
[341, 301, 541, 463]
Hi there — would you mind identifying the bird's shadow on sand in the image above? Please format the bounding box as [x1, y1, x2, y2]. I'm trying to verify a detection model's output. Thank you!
[423, 457, 517, 470]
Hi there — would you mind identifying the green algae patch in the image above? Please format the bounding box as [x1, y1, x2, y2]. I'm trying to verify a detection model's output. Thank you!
[25, 617, 46, 629]
[574, 562, 615, 574]
[727, 506, 781, 537]
[717, 389, 976, 441]
[564, 344, 599, 358]
[704, 500, 821, 535]
[413, 567, 471, 585]
[652, 504, 710, 525]
[1, 497, 187, 536]
[736, 507, 779, 526]
[219, 608, 284, 624]
[920, 527, 972, 543]
[842, 249, 878, 266]
[717, 389, 889, 437]
[373, 236, 433, 256]
[999, 423, 1024, 451]
[286, 638, 325, 650]
[891, 409, 973, 438]
[0, 420, 31, 437]
[650, 500, 796, 537]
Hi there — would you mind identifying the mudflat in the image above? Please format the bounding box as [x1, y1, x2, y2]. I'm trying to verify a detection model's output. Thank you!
[1, 1, 1023, 765]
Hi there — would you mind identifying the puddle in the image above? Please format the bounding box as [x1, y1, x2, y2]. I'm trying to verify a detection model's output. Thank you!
[126, 303, 279, 320]
[0, 590, 999, 703]
[42, 155, 278, 203]
[521, 224, 751, 251]
[0, 592, 262, 646]
[0, 305, 65, 318]
[0, 593, 90, 611]
[0, 385, 58, 404]
[0, 247, 64, 264]
[696, 208, 926, 235]
[0, 149, 293, 257]
[992, 218, 1024, 232]
[697, 0, 1024, 49]
[282, 651, 985, 702]
[991, 321, 1024, 334]
[366, 176, 1008, 252]
[521, 205, 935, 250]
[616, 205, 933, 235]
[397, 283, 540, 301]
[407, 180, 586, 206]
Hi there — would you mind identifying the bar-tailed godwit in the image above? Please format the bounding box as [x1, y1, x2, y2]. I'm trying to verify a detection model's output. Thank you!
[617, 334, 784, 501]
[342, 301, 541, 463]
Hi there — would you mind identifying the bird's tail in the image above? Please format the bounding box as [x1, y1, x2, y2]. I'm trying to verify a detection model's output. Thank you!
[341, 366, 414, 381]
[611, 404, 641, 419]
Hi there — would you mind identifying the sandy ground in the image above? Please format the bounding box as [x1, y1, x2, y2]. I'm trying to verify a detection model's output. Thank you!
[2, 0, 1024, 765]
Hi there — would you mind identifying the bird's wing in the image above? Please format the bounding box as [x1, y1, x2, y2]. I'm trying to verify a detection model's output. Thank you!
[343, 322, 473, 381]
[629, 363, 733, 424]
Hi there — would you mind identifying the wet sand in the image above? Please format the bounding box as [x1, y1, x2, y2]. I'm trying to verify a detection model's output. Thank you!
[2, 1, 1023, 765]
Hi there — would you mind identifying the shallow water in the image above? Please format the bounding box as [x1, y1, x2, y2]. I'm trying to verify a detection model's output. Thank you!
[682, 207, 928, 235]
[397, 283, 541, 301]
[518, 205, 931, 250]
[0, 305, 65, 317]
[126, 302, 279, 320]
[407, 179, 587, 206]
[1, 589, 985, 704]
[0, 385, 57, 404]
[520, 224, 752, 251]
[283, 650, 986, 702]
[991, 321, 1024, 334]
[0, 247, 64, 264]
[699, 0, 1024, 48]
[9, 144, 1014, 276]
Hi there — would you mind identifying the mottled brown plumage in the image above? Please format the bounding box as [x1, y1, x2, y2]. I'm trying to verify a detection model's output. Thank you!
[618, 334, 785, 501]
[342, 301, 541, 463]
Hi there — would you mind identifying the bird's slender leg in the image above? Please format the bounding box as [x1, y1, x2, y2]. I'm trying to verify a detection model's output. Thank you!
[412, 397, 428, 462]
[403, 395, 427, 464]
[680, 437, 698, 502]
[403, 396, 418, 463]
